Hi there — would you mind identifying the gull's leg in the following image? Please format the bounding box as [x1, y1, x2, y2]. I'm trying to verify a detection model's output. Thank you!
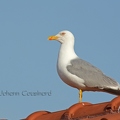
[79, 89, 82, 102]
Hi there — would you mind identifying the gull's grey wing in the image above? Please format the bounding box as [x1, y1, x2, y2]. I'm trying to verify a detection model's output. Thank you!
[67, 58, 119, 89]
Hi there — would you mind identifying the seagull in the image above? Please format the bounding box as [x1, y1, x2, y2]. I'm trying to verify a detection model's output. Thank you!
[48, 30, 120, 102]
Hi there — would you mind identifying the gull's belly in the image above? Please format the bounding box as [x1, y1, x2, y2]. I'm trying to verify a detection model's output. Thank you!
[57, 65, 85, 89]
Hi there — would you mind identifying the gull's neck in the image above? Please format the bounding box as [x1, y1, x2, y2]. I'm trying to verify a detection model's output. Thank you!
[57, 40, 78, 65]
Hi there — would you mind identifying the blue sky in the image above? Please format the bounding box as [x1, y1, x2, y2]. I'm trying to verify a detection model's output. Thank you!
[0, 1, 120, 119]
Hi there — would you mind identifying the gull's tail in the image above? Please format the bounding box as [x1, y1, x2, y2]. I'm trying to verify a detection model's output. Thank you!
[104, 88, 120, 96]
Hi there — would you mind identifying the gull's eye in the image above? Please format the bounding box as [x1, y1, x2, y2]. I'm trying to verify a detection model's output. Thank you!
[60, 32, 66, 36]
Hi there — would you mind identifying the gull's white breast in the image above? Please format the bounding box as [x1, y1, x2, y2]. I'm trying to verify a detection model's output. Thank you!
[57, 44, 85, 89]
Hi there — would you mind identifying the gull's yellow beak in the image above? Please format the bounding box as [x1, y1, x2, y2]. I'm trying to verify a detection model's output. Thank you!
[48, 36, 59, 40]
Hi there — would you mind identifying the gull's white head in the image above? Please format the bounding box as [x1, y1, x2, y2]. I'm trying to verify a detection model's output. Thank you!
[48, 30, 75, 44]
